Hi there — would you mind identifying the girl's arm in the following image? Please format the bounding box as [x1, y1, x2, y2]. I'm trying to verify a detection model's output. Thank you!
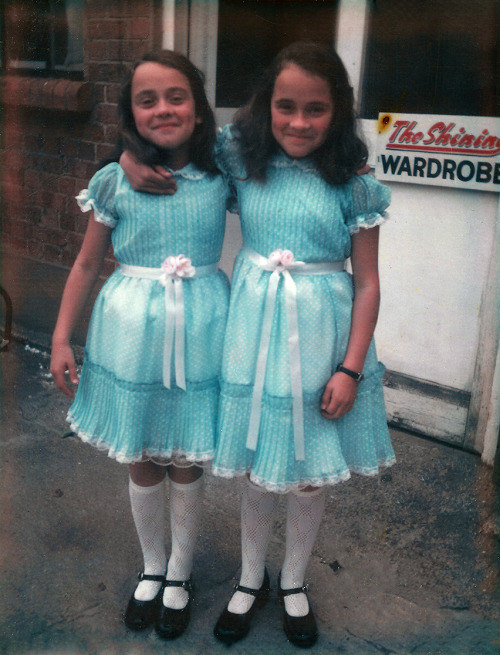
[119, 150, 177, 194]
[320, 226, 380, 419]
[50, 218, 112, 397]
[119, 150, 369, 194]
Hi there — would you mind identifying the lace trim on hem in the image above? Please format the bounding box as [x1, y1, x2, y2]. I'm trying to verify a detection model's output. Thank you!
[348, 211, 390, 235]
[75, 190, 118, 228]
[212, 457, 396, 493]
[68, 419, 214, 465]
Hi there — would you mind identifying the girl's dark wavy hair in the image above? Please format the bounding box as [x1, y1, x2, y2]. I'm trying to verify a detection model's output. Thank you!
[234, 42, 368, 185]
[99, 51, 218, 174]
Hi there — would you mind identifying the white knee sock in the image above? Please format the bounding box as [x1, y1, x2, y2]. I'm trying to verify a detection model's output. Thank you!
[129, 478, 167, 601]
[227, 478, 279, 614]
[163, 475, 204, 610]
[280, 487, 326, 617]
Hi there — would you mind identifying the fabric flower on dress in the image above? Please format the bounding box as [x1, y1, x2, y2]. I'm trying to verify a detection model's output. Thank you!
[160, 255, 196, 286]
[267, 249, 304, 271]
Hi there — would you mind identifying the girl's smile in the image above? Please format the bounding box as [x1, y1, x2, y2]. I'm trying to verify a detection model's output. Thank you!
[271, 63, 334, 159]
[131, 62, 202, 169]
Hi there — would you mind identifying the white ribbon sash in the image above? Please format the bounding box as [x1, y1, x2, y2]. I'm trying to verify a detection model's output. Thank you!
[120, 257, 218, 390]
[243, 247, 345, 461]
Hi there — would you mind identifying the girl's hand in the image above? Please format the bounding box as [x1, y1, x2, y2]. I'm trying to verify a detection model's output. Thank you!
[119, 151, 177, 194]
[320, 372, 357, 419]
[356, 164, 372, 176]
[50, 343, 79, 398]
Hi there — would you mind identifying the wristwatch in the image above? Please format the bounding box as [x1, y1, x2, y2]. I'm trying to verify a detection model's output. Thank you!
[336, 364, 364, 383]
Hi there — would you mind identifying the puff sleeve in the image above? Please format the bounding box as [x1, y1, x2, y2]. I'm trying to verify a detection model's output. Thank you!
[75, 163, 121, 228]
[345, 174, 391, 235]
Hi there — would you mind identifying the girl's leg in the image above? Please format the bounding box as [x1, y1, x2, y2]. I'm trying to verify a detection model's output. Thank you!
[280, 486, 326, 616]
[228, 477, 279, 614]
[162, 463, 204, 610]
[128, 461, 168, 601]
[214, 477, 279, 645]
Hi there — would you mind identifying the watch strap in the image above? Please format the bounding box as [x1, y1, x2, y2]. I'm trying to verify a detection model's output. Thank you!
[336, 364, 364, 383]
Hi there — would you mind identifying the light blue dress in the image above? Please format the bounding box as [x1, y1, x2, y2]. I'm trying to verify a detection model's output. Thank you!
[213, 125, 396, 492]
[68, 162, 231, 464]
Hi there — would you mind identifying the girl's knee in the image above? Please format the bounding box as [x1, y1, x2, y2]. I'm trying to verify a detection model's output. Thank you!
[129, 460, 168, 486]
[292, 485, 324, 497]
[168, 461, 203, 484]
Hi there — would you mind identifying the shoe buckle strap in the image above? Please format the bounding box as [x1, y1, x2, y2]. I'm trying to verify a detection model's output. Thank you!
[280, 583, 309, 597]
[137, 572, 166, 583]
[233, 583, 261, 597]
[165, 579, 193, 592]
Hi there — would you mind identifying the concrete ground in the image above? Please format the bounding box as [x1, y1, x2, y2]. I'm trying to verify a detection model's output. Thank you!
[1, 339, 499, 655]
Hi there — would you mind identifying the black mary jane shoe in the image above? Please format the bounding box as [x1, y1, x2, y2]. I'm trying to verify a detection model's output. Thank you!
[124, 572, 166, 631]
[278, 574, 318, 649]
[214, 568, 270, 645]
[155, 579, 193, 640]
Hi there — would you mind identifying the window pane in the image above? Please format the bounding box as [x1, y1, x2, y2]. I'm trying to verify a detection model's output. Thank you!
[5, 0, 51, 69]
[216, 0, 339, 107]
[3, 0, 83, 75]
[360, 0, 498, 118]
[54, 0, 84, 72]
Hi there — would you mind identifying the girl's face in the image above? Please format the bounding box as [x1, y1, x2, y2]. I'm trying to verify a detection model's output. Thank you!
[270, 63, 334, 159]
[131, 62, 201, 168]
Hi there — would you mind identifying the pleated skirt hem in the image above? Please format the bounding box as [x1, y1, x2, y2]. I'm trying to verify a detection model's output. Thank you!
[213, 363, 396, 492]
[67, 357, 220, 464]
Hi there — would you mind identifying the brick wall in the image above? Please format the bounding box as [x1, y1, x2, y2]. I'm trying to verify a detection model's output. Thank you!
[1, 0, 161, 345]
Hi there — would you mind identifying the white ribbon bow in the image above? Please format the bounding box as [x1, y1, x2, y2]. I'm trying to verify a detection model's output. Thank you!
[247, 249, 306, 461]
[159, 255, 195, 390]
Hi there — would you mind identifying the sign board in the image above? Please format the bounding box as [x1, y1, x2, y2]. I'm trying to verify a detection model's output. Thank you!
[376, 113, 500, 192]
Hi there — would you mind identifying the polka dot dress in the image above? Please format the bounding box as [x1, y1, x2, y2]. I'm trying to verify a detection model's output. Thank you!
[68, 163, 231, 464]
[212, 125, 395, 492]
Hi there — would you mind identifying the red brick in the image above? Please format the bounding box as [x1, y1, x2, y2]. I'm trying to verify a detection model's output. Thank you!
[60, 138, 79, 158]
[11, 237, 28, 252]
[44, 243, 65, 263]
[59, 213, 77, 232]
[58, 177, 76, 196]
[79, 141, 96, 162]
[43, 136, 60, 156]
[97, 103, 119, 124]
[2, 125, 24, 148]
[34, 155, 63, 175]
[26, 239, 45, 259]
[34, 225, 67, 247]
[10, 220, 34, 241]
[89, 40, 122, 62]
[129, 17, 151, 39]
[2, 182, 24, 204]
[3, 150, 25, 171]
[3, 170, 24, 188]
[89, 62, 126, 84]
[88, 19, 125, 40]
[92, 84, 106, 104]
[22, 205, 43, 224]
[97, 144, 116, 162]
[28, 78, 48, 108]
[66, 81, 93, 112]
[105, 83, 121, 104]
